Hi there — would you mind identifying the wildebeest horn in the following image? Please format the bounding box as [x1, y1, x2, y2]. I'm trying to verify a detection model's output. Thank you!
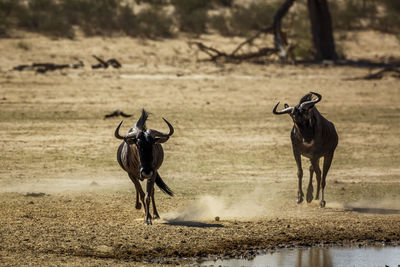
[299, 92, 322, 110]
[115, 121, 125, 140]
[273, 102, 294, 115]
[162, 118, 174, 136]
[149, 118, 174, 142]
[135, 109, 149, 131]
[115, 120, 138, 140]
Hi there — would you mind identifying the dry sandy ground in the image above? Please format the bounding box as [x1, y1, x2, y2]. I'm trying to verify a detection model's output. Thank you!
[0, 31, 399, 266]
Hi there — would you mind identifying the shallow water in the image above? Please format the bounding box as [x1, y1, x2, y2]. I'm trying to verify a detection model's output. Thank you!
[199, 246, 400, 267]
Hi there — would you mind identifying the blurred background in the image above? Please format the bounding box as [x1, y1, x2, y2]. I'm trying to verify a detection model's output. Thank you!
[1, 0, 399, 61]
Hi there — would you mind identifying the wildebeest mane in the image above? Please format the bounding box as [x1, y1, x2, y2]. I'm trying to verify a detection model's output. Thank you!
[136, 109, 149, 130]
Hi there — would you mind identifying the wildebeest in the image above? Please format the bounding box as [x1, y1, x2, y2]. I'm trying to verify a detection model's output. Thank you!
[115, 109, 174, 225]
[273, 92, 338, 207]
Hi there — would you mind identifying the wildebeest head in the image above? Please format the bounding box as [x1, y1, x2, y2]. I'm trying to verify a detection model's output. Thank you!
[273, 92, 322, 142]
[115, 109, 174, 179]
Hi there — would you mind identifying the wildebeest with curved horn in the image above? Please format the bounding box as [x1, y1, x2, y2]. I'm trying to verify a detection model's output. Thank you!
[273, 92, 338, 207]
[115, 109, 174, 225]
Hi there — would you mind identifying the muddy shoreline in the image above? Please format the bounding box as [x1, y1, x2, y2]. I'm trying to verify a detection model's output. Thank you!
[159, 242, 400, 266]
[1, 192, 399, 266]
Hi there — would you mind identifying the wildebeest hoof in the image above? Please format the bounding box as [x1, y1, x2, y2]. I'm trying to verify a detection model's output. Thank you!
[135, 203, 142, 210]
[320, 200, 326, 208]
[306, 185, 314, 202]
[306, 192, 313, 203]
[153, 214, 160, 220]
[145, 220, 152, 225]
[297, 197, 303, 204]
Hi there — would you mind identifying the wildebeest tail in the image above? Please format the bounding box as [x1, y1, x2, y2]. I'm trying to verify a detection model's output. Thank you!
[155, 172, 174, 196]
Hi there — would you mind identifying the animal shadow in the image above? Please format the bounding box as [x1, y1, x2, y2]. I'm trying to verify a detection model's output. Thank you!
[344, 205, 400, 215]
[163, 219, 223, 228]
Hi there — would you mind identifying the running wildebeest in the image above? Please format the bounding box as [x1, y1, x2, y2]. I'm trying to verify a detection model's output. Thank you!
[115, 109, 174, 225]
[273, 92, 338, 207]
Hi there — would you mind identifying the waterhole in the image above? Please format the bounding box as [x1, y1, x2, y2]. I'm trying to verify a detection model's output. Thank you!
[198, 246, 400, 267]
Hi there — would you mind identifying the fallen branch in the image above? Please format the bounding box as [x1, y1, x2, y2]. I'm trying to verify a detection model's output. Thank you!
[92, 55, 122, 69]
[363, 67, 400, 80]
[33, 63, 70, 73]
[345, 67, 400, 80]
[189, 0, 296, 63]
[189, 41, 277, 62]
[104, 109, 132, 119]
[231, 26, 273, 56]
[12, 61, 84, 73]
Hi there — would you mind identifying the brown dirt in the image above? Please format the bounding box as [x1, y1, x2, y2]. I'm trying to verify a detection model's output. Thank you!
[0, 31, 399, 266]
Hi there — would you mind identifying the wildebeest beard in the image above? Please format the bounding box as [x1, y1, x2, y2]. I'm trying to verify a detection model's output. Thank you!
[137, 132, 155, 177]
[296, 118, 314, 143]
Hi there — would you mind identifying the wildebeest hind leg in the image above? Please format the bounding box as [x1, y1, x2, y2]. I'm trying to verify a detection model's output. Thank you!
[306, 164, 314, 203]
[314, 161, 322, 200]
[320, 153, 334, 208]
[135, 191, 141, 210]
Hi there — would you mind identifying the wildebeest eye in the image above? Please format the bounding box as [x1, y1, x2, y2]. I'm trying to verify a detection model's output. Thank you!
[136, 139, 143, 146]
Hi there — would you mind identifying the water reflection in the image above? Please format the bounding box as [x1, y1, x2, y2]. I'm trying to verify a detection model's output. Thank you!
[199, 246, 400, 267]
[294, 247, 332, 267]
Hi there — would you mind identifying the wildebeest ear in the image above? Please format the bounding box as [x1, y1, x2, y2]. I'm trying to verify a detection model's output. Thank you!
[124, 137, 137, 145]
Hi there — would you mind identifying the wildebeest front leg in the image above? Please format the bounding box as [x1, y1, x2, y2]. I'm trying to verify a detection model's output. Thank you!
[307, 159, 321, 203]
[136, 191, 141, 210]
[293, 150, 304, 204]
[128, 174, 145, 210]
[151, 187, 160, 219]
[144, 178, 155, 225]
[320, 153, 334, 208]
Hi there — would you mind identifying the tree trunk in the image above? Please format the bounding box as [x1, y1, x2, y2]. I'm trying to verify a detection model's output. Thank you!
[272, 0, 296, 61]
[307, 0, 337, 61]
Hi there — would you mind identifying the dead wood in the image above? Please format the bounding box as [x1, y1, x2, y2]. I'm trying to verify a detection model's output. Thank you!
[107, 58, 122, 68]
[72, 60, 84, 69]
[189, 0, 296, 63]
[345, 67, 400, 80]
[92, 55, 108, 69]
[104, 109, 132, 119]
[13, 64, 31, 71]
[12, 60, 84, 73]
[92, 56, 122, 69]
[363, 67, 400, 80]
[33, 63, 70, 73]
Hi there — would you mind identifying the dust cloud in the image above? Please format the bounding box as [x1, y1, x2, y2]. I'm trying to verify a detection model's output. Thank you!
[328, 198, 400, 214]
[163, 186, 281, 221]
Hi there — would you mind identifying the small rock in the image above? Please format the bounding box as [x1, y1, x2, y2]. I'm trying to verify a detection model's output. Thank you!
[215, 216, 220, 221]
